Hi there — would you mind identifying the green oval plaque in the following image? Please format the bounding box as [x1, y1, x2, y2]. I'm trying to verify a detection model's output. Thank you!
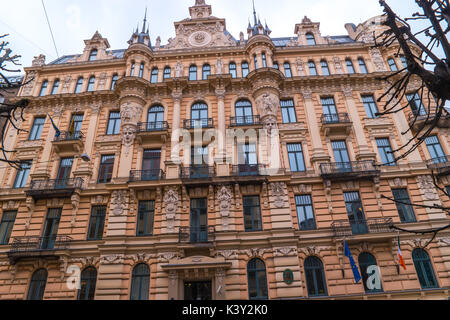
[283, 269, 294, 285]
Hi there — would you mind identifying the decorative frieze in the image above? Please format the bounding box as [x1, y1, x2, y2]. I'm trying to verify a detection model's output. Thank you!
[273, 247, 298, 257]
[100, 254, 125, 265]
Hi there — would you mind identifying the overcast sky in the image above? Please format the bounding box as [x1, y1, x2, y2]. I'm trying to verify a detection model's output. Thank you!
[0, 0, 428, 74]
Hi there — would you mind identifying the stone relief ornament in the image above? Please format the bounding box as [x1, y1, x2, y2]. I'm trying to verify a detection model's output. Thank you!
[215, 250, 237, 260]
[273, 247, 298, 257]
[217, 185, 232, 230]
[295, 58, 305, 76]
[101, 254, 124, 265]
[270, 182, 286, 208]
[239, 32, 245, 44]
[369, 47, 388, 72]
[262, 115, 278, 134]
[417, 175, 439, 200]
[256, 93, 279, 118]
[175, 61, 184, 77]
[61, 75, 72, 94]
[164, 187, 179, 232]
[120, 102, 142, 125]
[189, 31, 212, 47]
[111, 190, 128, 216]
[32, 54, 46, 67]
[155, 36, 161, 49]
[21, 71, 37, 96]
[122, 125, 136, 147]
[333, 56, 343, 74]
[216, 58, 224, 75]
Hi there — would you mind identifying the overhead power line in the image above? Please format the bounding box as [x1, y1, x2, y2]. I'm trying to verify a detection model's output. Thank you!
[41, 0, 60, 59]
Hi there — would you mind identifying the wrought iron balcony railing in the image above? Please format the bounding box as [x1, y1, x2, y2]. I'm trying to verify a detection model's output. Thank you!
[180, 165, 215, 179]
[321, 113, 351, 124]
[426, 155, 450, 176]
[53, 131, 84, 142]
[230, 115, 261, 127]
[183, 118, 214, 129]
[319, 161, 380, 181]
[179, 226, 215, 244]
[231, 164, 265, 177]
[137, 121, 169, 133]
[129, 169, 165, 182]
[8, 236, 73, 264]
[331, 218, 394, 237]
[28, 178, 84, 191]
[408, 111, 450, 128]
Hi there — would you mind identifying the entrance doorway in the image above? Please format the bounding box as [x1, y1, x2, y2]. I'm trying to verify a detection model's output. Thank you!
[184, 281, 212, 300]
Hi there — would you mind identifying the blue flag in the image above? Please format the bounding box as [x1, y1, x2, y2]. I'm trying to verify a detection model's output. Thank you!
[344, 240, 361, 284]
[47, 114, 61, 138]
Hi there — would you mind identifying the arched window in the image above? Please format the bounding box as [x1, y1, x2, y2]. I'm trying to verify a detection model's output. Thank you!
[78, 267, 97, 300]
[235, 100, 254, 125]
[139, 63, 145, 78]
[308, 61, 317, 76]
[150, 68, 158, 83]
[130, 263, 150, 300]
[321, 60, 330, 75]
[74, 77, 84, 94]
[229, 62, 237, 78]
[358, 253, 383, 293]
[50, 79, 60, 95]
[346, 59, 355, 74]
[242, 61, 249, 77]
[190, 102, 208, 128]
[412, 249, 438, 289]
[147, 105, 165, 130]
[388, 58, 398, 72]
[304, 256, 327, 297]
[202, 64, 211, 80]
[189, 65, 197, 81]
[110, 74, 118, 90]
[247, 259, 268, 300]
[254, 55, 258, 70]
[39, 80, 48, 97]
[130, 62, 135, 76]
[284, 62, 292, 78]
[306, 33, 316, 45]
[163, 67, 171, 80]
[88, 49, 98, 61]
[273, 61, 279, 70]
[27, 269, 47, 300]
[262, 53, 267, 68]
[358, 58, 368, 74]
[87, 76, 95, 92]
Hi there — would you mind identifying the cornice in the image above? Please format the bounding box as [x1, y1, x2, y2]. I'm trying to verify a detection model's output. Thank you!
[23, 59, 125, 73]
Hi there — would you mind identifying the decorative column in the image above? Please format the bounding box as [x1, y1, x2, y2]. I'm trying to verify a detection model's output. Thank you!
[166, 90, 183, 179]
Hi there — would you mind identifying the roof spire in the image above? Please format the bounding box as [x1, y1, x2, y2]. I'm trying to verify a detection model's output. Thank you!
[252, 0, 258, 26]
[142, 7, 148, 33]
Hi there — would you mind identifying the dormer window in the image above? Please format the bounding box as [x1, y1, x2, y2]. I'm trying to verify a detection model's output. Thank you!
[306, 33, 316, 45]
[88, 49, 98, 61]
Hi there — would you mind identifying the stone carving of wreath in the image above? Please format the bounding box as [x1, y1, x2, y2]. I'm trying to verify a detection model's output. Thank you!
[189, 31, 212, 47]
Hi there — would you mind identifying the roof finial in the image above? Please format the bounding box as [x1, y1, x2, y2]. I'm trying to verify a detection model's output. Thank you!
[142, 7, 148, 33]
[252, 0, 258, 26]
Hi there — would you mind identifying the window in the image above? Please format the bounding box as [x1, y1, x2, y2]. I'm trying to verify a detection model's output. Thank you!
[29, 117, 45, 140]
[190, 102, 208, 128]
[273, 61, 279, 70]
[86, 76, 95, 92]
[346, 59, 355, 74]
[98, 155, 114, 183]
[308, 61, 317, 76]
[287, 143, 306, 172]
[242, 62, 249, 77]
[27, 269, 47, 300]
[142, 149, 161, 180]
[106, 111, 121, 135]
[412, 249, 438, 289]
[344, 192, 368, 235]
[295, 195, 316, 231]
[235, 100, 254, 125]
[400, 55, 407, 68]
[39, 80, 48, 97]
[237, 143, 258, 166]
[78, 268, 97, 300]
[284, 62, 292, 78]
[0, 211, 16, 245]
[189, 65, 197, 81]
[41, 208, 61, 250]
[190, 198, 208, 242]
[69, 114, 84, 134]
[202, 64, 211, 80]
[281, 99, 297, 123]
[362, 95, 379, 118]
[388, 58, 398, 72]
[229, 62, 237, 78]
[13, 161, 31, 189]
[137, 201, 155, 236]
[243, 196, 262, 232]
[50, 79, 60, 95]
[110, 74, 118, 90]
[74, 77, 84, 93]
[321, 60, 330, 75]
[254, 55, 258, 70]
[139, 63, 145, 78]
[392, 189, 416, 223]
[332, 140, 350, 166]
[87, 206, 106, 240]
[130, 264, 150, 300]
[306, 33, 316, 45]
[321, 97, 338, 122]
[88, 49, 98, 61]
[304, 257, 327, 297]
[358, 58, 368, 74]
[425, 136, 446, 163]
[130, 62, 135, 76]
[56, 158, 73, 183]
[376, 138, 396, 166]
[150, 68, 158, 83]
[262, 53, 267, 68]
[407, 93, 426, 115]
[247, 259, 268, 300]
[147, 105, 164, 129]
[163, 67, 171, 80]
[359, 253, 383, 293]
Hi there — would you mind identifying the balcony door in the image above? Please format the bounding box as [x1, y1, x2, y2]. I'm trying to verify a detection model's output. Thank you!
[142, 150, 161, 180]
[332, 141, 351, 173]
[147, 106, 164, 131]
[344, 192, 368, 235]
[69, 114, 83, 135]
[55, 158, 73, 189]
[190, 198, 208, 243]
[237, 143, 258, 176]
[321, 97, 338, 123]
[190, 147, 209, 178]
[190, 102, 208, 128]
[41, 208, 62, 249]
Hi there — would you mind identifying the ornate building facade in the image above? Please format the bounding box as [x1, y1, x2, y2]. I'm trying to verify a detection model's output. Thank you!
[0, 1, 449, 300]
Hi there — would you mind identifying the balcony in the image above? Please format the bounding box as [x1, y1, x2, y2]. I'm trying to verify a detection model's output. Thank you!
[52, 131, 84, 154]
[321, 113, 352, 136]
[230, 115, 261, 128]
[181, 165, 215, 181]
[8, 236, 72, 265]
[179, 226, 215, 244]
[331, 218, 394, 238]
[136, 122, 169, 144]
[231, 164, 265, 177]
[408, 111, 450, 131]
[427, 156, 450, 176]
[26, 178, 84, 200]
[320, 161, 380, 182]
[183, 118, 214, 130]
[129, 169, 165, 182]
